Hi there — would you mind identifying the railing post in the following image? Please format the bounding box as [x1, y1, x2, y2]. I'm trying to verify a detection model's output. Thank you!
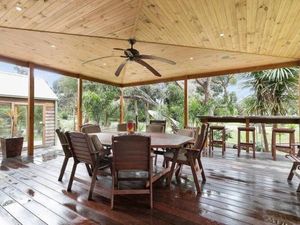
[246, 118, 250, 153]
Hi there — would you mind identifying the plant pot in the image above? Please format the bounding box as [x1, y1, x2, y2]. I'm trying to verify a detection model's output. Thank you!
[0, 137, 24, 158]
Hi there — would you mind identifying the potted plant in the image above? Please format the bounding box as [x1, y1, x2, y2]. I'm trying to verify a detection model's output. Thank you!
[0, 108, 24, 158]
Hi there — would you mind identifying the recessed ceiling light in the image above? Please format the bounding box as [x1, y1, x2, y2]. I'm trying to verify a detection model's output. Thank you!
[50, 44, 56, 48]
[103, 63, 107, 66]
[16, 6, 22, 11]
[190, 57, 194, 60]
[220, 33, 225, 37]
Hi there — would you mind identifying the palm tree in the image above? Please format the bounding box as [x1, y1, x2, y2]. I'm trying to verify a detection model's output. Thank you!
[243, 68, 298, 116]
[242, 67, 299, 151]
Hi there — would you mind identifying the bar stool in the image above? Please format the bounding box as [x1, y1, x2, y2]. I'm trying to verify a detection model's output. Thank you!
[209, 126, 226, 156]
[271, 128, 295, 161]
[237, 127, 256, 158]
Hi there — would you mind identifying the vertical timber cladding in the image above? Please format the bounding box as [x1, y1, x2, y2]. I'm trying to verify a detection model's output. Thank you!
[44, 103, 56, 146]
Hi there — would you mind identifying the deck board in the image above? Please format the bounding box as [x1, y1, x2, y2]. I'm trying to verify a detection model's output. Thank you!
[0, 147, 299, 225]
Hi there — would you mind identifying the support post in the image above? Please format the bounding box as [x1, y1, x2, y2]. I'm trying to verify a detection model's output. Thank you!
[76, 78, 82, 131]
[27, 64, 34, 156]
[184, 79, 188, 128]
[246, 118, 250, 153]
[120, 88, 124, 123]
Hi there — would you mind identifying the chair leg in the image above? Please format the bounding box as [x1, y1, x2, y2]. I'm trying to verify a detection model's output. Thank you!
[237, 130, 241, 157]
[167, 150, 179, 186]
[67, 162, 77, 192]
[88, 167, 98, 200]
[188, 154, 201, 193]
[58, 156, 69, 181]
[197, 157, 206, 183]
[154, 154, 158, 166]
[85, 163, 93, 177]
[175, 164, 182, 179]
[287, 162, 298, 181]
[111, 171, 115, 210]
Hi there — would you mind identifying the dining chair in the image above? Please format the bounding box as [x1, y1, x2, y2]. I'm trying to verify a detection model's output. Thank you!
[146, 124, 165, 165]
[146, 124, 164, 133]
[111, 134, 152, 209]
[117, 123, 136, 132]
[81, 123, 101, 133]
[164, 123, 209, 193]
[150, 120, 166, 132]
[55, 128, 92, 181]
[65, 132, 111, 200]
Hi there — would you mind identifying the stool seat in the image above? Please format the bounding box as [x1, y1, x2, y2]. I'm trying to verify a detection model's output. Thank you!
[272, 128, 295, 133]
[209, 126, 226, 156]
[238, 127, 255, 131]
[237, 126, 256, 158]
[210, 125, 225, 130]
[272, 128, 295, 160]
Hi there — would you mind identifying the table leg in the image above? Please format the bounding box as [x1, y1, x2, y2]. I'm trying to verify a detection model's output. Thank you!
[166, 148, 179, 186]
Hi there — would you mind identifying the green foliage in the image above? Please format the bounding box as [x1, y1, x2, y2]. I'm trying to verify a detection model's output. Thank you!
[242, 68, 299, 115]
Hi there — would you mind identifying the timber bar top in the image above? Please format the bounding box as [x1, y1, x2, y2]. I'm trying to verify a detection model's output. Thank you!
[93, 132, 193, 148]
[0, 0, 300, 86]
[198, 115, 300, 124]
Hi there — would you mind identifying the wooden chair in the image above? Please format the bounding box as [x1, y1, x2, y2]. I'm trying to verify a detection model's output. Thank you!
[81, 124, 101, 133]
[65, 132, 111, 200]
[164, 123, 209, 193]
[146, 124, 164, 133]
[55, 128, 92, 181]
[117, 123, 136, 132]
[111, 135, 152, 209]
[150, 120, 166, 132]
[146, 124, 165, 165]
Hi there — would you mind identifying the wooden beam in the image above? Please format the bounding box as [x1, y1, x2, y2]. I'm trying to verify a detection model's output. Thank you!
[1, 52, 299, 88]
[27, 64, 34, 156]
[120, 88, 124, 124]
[0, 54, 120, 87]
[184, 79, 188, 128]
[121, 60, 300, 87]
[77, 78, 83, 131]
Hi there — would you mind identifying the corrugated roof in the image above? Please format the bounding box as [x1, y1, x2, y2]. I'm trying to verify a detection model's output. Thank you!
[0, 72, 57, 100]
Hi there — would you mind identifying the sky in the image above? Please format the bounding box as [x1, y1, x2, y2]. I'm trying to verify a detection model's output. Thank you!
[0, 61, 251, 101]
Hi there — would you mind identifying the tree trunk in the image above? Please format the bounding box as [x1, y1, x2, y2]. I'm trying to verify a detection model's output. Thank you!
[261, 123, 269, 152]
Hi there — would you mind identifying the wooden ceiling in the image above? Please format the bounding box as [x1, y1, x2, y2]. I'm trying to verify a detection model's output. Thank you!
[0, 0, 299, 86]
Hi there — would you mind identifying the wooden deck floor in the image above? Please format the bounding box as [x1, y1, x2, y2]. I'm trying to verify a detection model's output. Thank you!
[0, 147, 299, 225]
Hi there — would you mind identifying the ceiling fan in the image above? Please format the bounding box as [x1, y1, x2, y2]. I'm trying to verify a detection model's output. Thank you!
[82, 39, 176, 77]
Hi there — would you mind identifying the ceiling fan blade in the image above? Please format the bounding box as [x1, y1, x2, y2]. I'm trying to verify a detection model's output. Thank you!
[115, 59, 128, 77]
[113, 48, 125, 51]
[139, 55, 176, 65]
[135, 59, 162, 77]
[82, 56, 120, 65]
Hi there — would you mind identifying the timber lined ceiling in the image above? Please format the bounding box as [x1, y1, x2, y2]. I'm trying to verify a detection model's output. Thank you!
[0, 0, 299, 86]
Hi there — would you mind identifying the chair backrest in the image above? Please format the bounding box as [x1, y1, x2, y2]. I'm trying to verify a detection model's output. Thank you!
[65, 132, 97, 166]
[175, 128, 195, 138]
[194, 123, 209, 156]
[112, 135, 151, 172]
[146, 124, 164, 133]
[150, 120, 166, 132]
[117, 123, 136, 132]
[81, 124, 101, 133]
[55, 128, 72, 157]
